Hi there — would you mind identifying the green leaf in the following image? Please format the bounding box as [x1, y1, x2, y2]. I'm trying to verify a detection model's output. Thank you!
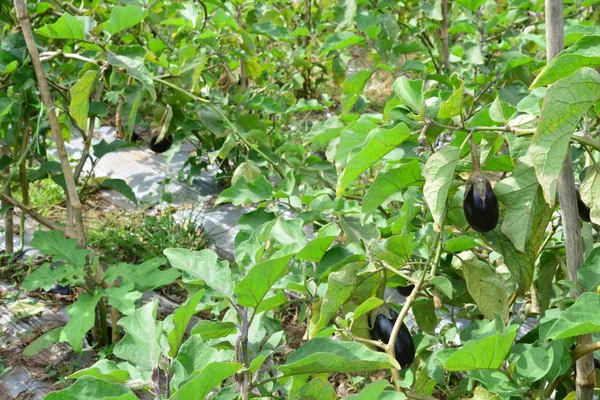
[444, 236, 480, 253]
[113, 299, 162, 370]
[107, 46, 156, 100]
[412, 298, 437, 334]
[515, 345, 554, 381]
[342, 70, 374, 114]
[60, 292, 102, 353]
[437, 83, 464, 119]
[337, 123, 412, 196]
[578, 247, 600, 291]
[256, 291, 288, 314]
[190, 321, 237, 340]
[23, 327, 63, 357]
[312, 264, 360, 336]
[393, 77, 424, 113]
[37, 13, 85, 40]
[22, 262, 79, 292]
[444, 325, 518, 370]
[252, 21, 291, 39]
[455, 254, 509, 320]
[235, 254, 293, 308]
[68, 359, 131, 384]
[423, 146, 461, 229]
[336, 0, 357, 31]
[319, 31, 366, 56]
[166, 291, 204, 358]
[362, 160, 422, 214]
[353, 297, 385, 321]
[69, 70, 97, 129]
[92, 139, 134, 158]
[280, 338, 398, 376]
[169, 362, 241, 400]
[105, 6, 148, 35]
[99, 178, 138, 205]
[545, 293, 600, 340]
[531, 35, 600, 88]
[297, 224, 341, 262]
[429, 276, 453, 299]
[489, 96, 505, 123]
[215, 176, 273, 206]
[164, 249, 234, 299]
[104, 258, 179, 292]
[31, 230, 89, 268]
[580, 164, 600, 225]
[494, 155, 541, 252]
[286, 98, 323, 114]
[44, 376, 136, 400]
[296, 377, 338, 400]
[530, 68, 600, 206]
[455, 0, 485, 11]
[104, 284, 143, 315]
[347, 380, 393, 399]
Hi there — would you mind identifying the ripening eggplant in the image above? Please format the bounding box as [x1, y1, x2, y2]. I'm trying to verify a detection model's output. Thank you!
[576, 187, 591, 223]
[463, 171, 499, 232]
[369, 308, 415, 369]
[149, 134, 174, 154]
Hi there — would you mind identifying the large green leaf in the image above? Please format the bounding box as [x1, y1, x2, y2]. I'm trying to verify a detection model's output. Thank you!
[190, 321, 237, 339]
[215, 176, 273, 206]
[105, 6, 148, 35]
[60, 292, 102, 353]
[336, 123, 411, 196]
[423, 146, 461, 228]
[342, 70, 374, 114]
[297, 224, 341, 262]
[165, 291, 204, 358]
[31, 230, 89, 268]
[529, 68, 600, 206]
[164, 249, 234, 299]
[494, 155, 541, 252]
[455, 255, 509, 320]
[23, 327, 63, 357]
[92, 139, 134, 159]
[280, 338, 399, 376]
[393, 77, 424, 113]
[37, 13, 86, 40]
[44, 376, 136, 400]
[312, 263, 360, 336]
[104, 284, 142, 315]
[99, 178, 138, 205]
[545, 293, 600, 340]
[169, 362, 241, 400]
[444, 325, 518, 370]
[578, 247, 600, 291]
[68, 360, 131, 384]
[580, 164, 600, 225]
[107, 46, 156, 100]
[319, 32, 366, 56]
[113, 299, 163, 370]
[531, 35, 600, 88]
[70, 70, 97, 129]
[104, 257, 180, 292]
[362, 160, 422, 214]
[234, 254, 293, 308]
[437, 82, 464, 119]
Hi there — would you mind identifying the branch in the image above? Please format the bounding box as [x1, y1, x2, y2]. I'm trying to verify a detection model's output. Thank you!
[14, 0, 87, 246]
[0, 194, 72, 237]
[572, 341, 600, 363]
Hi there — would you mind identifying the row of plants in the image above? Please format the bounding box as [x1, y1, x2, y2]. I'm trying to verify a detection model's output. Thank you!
[1, 0, 600, 398]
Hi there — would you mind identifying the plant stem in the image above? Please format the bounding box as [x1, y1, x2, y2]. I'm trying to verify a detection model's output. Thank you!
[545, 1, 594, 398]
[14, 0, 87, 247]
[1, 144, 14, 254]
[386, 211, 445, 389]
